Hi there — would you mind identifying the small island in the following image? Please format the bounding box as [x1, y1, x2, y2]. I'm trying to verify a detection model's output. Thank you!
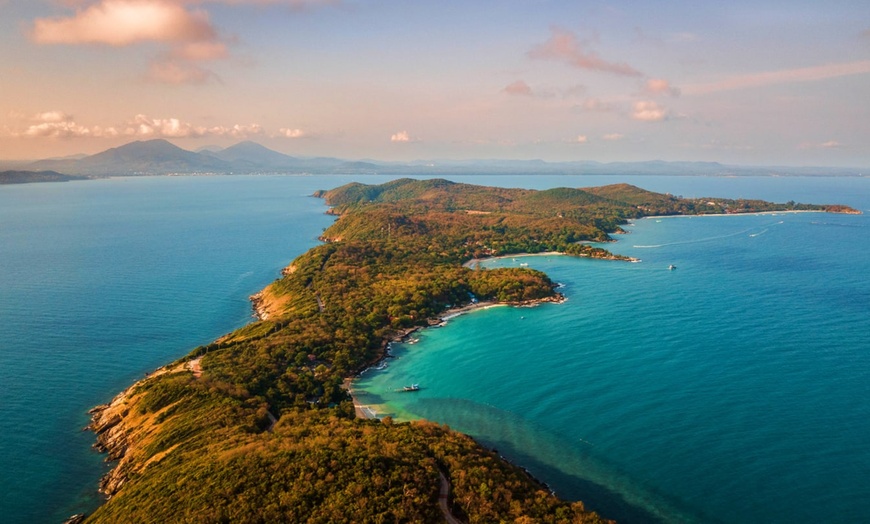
[82, 179, 857, 523]
[0, 170, 90, 185]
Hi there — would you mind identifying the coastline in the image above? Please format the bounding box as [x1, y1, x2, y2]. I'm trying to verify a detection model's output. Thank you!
[347, 293, 565, 420]
[249, 291, 270, 321]
[642, 209, 827, 220]
[463, 251, 564, 268]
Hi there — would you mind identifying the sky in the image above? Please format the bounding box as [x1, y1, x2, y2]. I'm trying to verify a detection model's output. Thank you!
[1, 0, 869, 167]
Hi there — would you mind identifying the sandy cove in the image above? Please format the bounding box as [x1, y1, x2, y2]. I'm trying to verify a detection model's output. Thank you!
[347, 294, 565, 420]
[462, 251, 564, 268]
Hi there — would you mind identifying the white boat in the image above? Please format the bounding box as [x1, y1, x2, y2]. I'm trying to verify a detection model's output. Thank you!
[669, 264, 677, 270]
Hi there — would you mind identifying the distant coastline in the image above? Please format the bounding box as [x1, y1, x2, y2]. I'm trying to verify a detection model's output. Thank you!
[0, 170, 90, 185]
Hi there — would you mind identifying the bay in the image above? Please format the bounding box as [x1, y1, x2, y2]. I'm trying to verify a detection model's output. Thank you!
[356, 175, 870, 524]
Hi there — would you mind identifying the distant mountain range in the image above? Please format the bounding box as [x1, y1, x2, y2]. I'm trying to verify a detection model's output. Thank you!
[11, 139, 867, 178]
[25, 139, 371, 176]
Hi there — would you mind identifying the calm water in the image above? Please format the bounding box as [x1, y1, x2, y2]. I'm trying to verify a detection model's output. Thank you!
[1, 174, 867, 523]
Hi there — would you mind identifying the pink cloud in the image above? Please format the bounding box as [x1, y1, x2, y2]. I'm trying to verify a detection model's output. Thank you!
[799, 140, 844, 150]
[602, 133, 624, 141]
[503, 80, 533, 96]
[683, 60, 870, 95]
[179, 0, 339, 7]
[172, 40, 229, 61]
[580, 98, 617, 112]
[632, 100, 666, 122]
[31, 0, 217, 46]
[575, 135, 588, 144]
[529, 28, 642, 77]
[147, 59, 218, 84]
[30, 0, 233, 85]
[644, 78, 681, 97]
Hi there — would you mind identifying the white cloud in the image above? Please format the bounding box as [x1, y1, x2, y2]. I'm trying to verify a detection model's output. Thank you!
[10, 111, 117, 139]
[632, 100, 666, 122]
[602, 133, 624, 141]
[4, 111, 267, 140]
[125, 114, 197, 137]
[123, 114, 264, 138]
[34, 111, 74, 124]
[391, 130, 414, 142]
[276, 128, 306, 138]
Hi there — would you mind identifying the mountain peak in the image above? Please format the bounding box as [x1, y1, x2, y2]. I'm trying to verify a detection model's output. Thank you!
[212, 141, 297, 166]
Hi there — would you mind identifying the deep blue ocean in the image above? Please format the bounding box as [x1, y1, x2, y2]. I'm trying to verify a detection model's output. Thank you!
[1, 174, 867, 523]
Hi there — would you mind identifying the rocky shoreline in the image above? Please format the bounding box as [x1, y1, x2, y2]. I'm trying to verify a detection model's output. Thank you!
[249, 290, 270, 321]
[87, 388, 136, 498]
[85, 361, 183, 502]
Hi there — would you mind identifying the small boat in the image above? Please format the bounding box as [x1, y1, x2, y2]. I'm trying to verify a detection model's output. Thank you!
[402, 384, 420, 392]
[519, 262, 528, 267]
[407, 338, 420, 345]
[669, 264, 677, 270]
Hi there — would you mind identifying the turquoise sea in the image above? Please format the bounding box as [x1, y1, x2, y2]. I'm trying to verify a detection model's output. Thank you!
[1, 174, 868, 523]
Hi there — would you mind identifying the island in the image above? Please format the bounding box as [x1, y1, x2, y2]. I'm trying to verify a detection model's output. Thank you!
[81, 179, 858, 523]
[0, 170, 90, 185]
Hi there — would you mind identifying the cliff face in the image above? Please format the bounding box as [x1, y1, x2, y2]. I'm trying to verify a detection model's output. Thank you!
[89, 389, 133, 496]
[87, 364, 186, 498]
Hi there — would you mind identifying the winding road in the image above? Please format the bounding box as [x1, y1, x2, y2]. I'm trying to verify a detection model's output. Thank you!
[439, 471, 463, 524]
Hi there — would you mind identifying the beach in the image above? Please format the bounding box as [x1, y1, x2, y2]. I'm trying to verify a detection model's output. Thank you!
[463, 251, 565, 268]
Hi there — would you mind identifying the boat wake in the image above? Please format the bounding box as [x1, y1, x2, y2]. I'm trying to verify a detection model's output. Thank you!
[634, 221, 783, 248]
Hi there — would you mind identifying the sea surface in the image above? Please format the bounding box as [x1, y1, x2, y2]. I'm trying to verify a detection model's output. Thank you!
[1, 174, 867, 523]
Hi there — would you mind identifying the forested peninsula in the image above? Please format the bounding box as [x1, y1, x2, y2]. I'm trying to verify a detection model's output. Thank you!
[79, 179, 857, 523]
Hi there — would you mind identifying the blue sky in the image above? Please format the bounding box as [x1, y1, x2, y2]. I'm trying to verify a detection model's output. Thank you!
[1, 0, 868, 166]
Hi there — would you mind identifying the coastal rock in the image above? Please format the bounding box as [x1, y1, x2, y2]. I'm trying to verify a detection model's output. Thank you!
[249, 291, 270, 321]
[89, 390, 134, 496]
[88, 365, 182, 498]
[62, 514, 86, 524]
